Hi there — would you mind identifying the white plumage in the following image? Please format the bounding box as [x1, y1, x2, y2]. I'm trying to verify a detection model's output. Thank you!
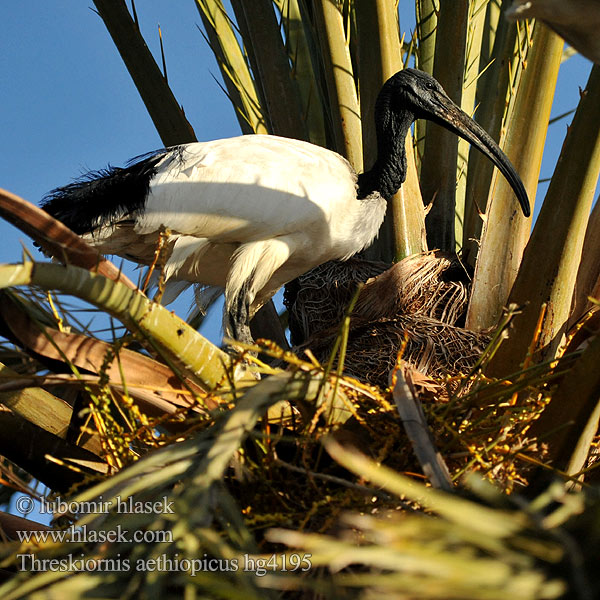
[85, 136, 386, 329]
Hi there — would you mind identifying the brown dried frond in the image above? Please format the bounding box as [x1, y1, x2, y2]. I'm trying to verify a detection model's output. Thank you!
[356, 252, 469, 325]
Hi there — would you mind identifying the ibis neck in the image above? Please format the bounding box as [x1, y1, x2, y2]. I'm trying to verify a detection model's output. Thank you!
[357, 103, 414, 201]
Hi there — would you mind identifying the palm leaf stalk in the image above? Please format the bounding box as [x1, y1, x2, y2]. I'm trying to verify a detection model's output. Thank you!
[414, 0, 438, 163]
[466, 21, 564, 330]
[489, 63, 600, 376]
[454, 0, 490, 248]
[0, 261, 238, 391]
[462, 6, 524, 267]
[356, 0, 426, 261]
[419, 0, 469, 252]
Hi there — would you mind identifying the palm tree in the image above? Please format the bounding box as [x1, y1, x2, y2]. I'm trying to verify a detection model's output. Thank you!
[0, 1, 598, 597]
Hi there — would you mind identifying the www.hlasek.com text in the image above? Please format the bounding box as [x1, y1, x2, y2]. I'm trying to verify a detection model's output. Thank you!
[17, 524, 173, 545]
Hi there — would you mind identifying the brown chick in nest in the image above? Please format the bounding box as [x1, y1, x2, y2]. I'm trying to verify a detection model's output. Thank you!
[285, 252, 489, 388]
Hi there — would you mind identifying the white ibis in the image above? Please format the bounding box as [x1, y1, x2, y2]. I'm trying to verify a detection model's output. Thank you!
[506, 0, 600, 64]
[42, 69, 530, 345]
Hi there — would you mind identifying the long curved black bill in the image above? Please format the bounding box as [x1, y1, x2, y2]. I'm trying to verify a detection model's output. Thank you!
[427, 98, 531, 217]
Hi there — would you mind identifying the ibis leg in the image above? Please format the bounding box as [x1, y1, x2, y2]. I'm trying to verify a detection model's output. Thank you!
[225, 282, 254, 346]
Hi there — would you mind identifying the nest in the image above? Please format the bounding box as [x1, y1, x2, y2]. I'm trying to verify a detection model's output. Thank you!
[279, 253, 540, 491]
[285, 252, 490, 387]
[304, 314, 488, 387]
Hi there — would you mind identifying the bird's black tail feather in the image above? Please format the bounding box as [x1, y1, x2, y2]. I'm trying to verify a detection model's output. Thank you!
[41, 148, 173, 234]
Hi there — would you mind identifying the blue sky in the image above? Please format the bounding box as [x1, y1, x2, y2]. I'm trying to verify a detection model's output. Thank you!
[1, 2, 596, 348]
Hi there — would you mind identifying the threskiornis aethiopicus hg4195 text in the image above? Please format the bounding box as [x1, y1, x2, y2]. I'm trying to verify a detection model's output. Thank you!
[42, 69, 530, 345]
